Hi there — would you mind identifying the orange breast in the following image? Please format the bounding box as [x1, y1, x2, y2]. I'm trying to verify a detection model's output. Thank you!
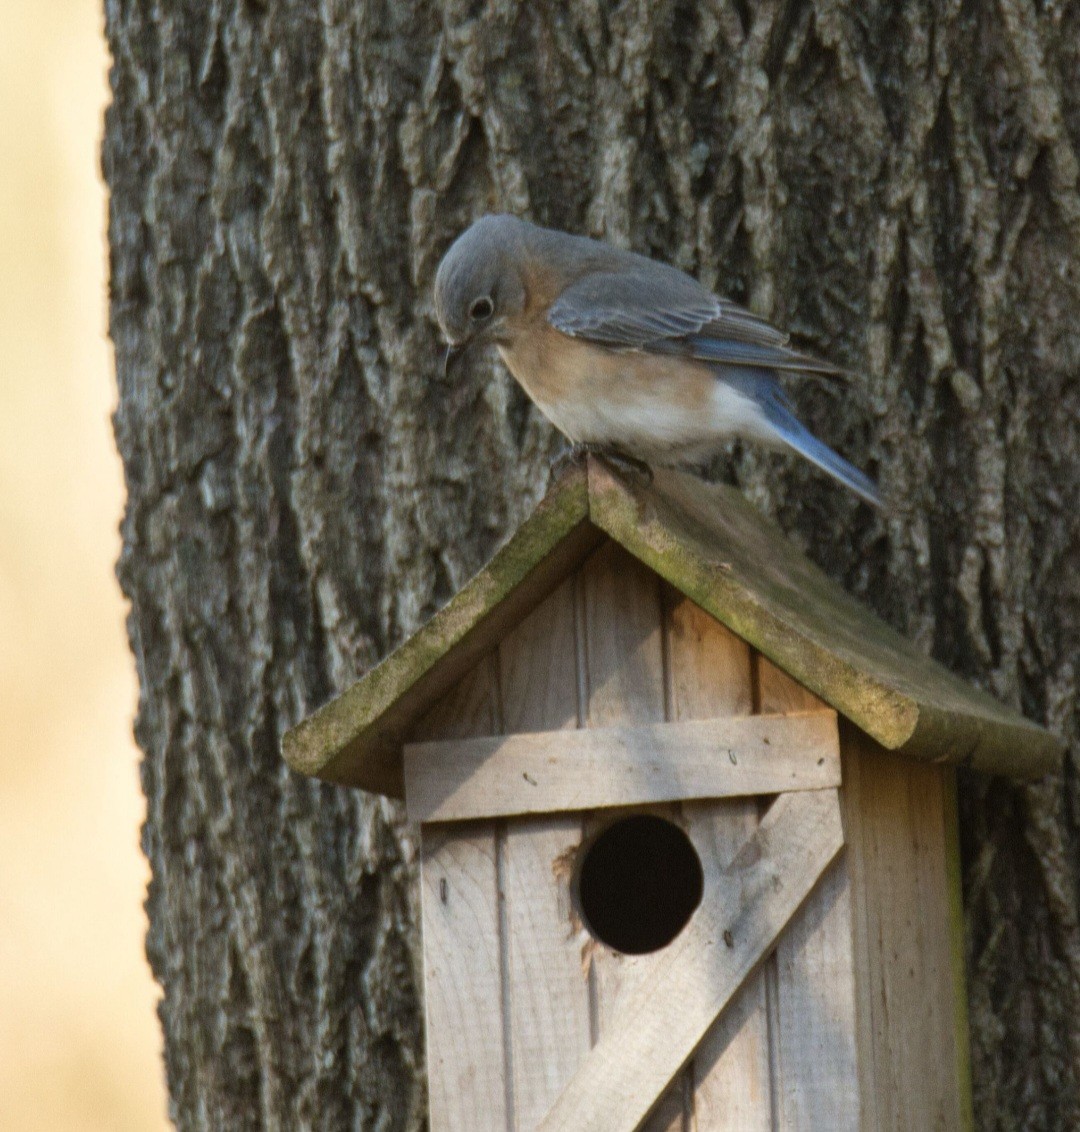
[495, 317, 725, 455]
[498, 318, 715, 415]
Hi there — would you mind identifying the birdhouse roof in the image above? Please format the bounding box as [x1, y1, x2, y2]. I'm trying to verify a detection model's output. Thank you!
[282, 457, 1064, 794]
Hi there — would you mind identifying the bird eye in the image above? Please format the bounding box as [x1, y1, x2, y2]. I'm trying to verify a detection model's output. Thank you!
[469, 296, 494, 322]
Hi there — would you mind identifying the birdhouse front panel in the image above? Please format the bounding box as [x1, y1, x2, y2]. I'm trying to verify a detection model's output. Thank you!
[407, 540, 960, 1132]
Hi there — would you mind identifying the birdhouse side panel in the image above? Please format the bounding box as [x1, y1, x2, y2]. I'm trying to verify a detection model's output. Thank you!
[841, 727, 972, 1132]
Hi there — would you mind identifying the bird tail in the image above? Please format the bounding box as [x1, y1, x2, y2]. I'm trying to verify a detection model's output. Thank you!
[763, 396, 882, 508]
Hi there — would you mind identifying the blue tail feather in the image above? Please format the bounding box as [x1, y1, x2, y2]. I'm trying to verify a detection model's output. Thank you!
[761, 394, 882, 508]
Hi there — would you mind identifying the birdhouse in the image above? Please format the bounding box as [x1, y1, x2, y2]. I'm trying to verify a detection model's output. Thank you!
[282, 457, 1062, 1132]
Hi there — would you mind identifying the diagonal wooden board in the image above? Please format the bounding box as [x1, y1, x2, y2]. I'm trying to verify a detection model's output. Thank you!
[535, 787, 845, 1132]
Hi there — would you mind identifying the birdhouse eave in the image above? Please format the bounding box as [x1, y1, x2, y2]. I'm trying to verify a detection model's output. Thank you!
[282, 465, 600, 791]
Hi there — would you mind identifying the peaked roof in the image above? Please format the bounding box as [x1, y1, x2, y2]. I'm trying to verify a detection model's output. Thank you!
[282, 457, 1064, 794]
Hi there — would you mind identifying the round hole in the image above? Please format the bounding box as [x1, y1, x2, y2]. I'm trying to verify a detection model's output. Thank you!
[575, 814, 704, 955]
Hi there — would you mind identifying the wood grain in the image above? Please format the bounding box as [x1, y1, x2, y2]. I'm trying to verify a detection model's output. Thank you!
[666, 593, 772, 1131]
[496, 579, 592, 1130]
[577, 542, 685, 1131]
[536, 789, 846, 1132]
[841, 725, 968, 1132]
[757, 657, 860, 1132]
[586, 460, 1063, 778]
[416, 657, 508, 1132]
[404, 710, 841, 823]
[419, 824, 508, 1132]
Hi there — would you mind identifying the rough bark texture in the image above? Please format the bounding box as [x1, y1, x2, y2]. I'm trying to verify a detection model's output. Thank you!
[104, 0, 1079, 1128]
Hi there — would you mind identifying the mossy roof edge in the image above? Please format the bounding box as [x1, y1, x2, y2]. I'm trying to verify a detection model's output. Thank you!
[586, 460, 1063, 779]
[281, 464, 592, 792]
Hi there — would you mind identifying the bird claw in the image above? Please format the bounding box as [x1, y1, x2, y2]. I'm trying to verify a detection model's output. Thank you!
[597, 449, 654, 486]
[547, 443, 591, 486]
[548, 443, 655, 489]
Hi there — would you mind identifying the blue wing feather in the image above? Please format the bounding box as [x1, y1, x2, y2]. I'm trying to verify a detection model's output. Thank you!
[548, 271, 843, 377]
[658, 334, 843, 376]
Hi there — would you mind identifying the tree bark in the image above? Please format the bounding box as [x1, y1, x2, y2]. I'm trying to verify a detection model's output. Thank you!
[104, 0, 1079, 1128]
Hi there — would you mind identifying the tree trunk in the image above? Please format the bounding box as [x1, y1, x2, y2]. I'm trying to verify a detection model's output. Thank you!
[103, 0, 1079, 1128]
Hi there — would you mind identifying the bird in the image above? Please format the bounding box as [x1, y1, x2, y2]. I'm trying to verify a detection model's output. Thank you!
[433, 214, 880, 506]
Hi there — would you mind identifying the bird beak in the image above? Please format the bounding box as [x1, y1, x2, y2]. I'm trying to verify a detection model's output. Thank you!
[442, 342, 467, 379]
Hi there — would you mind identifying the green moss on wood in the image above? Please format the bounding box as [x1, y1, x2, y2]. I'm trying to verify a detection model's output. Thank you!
[282, 462, 591, 791]
[587, 460, 1063, 779]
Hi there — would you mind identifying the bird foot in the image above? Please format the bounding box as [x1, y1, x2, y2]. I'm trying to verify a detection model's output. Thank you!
[548, 444, 655, 488]
[547, 443, 591, 486]
[597, 448, 654, 486]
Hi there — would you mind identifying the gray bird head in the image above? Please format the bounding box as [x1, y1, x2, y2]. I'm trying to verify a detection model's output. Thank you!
[434, 215, 528, 375]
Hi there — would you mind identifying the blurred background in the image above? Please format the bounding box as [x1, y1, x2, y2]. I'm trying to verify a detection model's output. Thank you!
[0, 1, 169, 1128]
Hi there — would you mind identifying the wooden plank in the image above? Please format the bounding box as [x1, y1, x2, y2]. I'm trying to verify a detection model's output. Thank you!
[413, 652, 501, 742]
[842, 725, 968, 1131]
[500, 817, 590, 1130]
[499, 577, 580, 736]
[757, 658, 859, 1132]
[666, 592, 771, 1132]
[536, 789, 846, 1132]
[577, 542, 685, 1132]
[839, 737, 876, 1132]
[690, 963, 773, 1130]
[581, 541, 667, 729]
[943, 769, 975, 1132]
[665, 591, 754, 722]
[771, 853, 859, 1132]
[496, 579, 592, 1130]
[420, 824, 508, 1132]
[416, 657, 509, 1132]
[404, 710, 841, 823]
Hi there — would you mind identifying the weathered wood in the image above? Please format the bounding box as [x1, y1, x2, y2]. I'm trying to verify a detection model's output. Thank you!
[577, 542, 686, 1132]
[586, 460, 1063, 778]
[772, 863, 860, 1132]
[404, 710, 841, 823]
[665, 591, 755, 723]
[757, 659, 859, 1132]
[496, 580, 592, 1130]
[498, 577, 580, 737]
[943, 770, 975, 1132]
[536, 789, 846, 1132]
[841, 724, 970, 1132]
[580, 541, 667, 731]
[666, 593, 771, 1131]
[420, 824, 508, 1132]
[416, 659, 508, 1132]
[501, 816, 590, 1130]
[690, 965, 773, 1131]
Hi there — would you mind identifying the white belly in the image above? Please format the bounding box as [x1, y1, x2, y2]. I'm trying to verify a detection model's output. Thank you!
[498, 342, 777, 465]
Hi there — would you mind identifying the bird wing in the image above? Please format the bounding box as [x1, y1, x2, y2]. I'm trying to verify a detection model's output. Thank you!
[546, 268, 842, 377]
